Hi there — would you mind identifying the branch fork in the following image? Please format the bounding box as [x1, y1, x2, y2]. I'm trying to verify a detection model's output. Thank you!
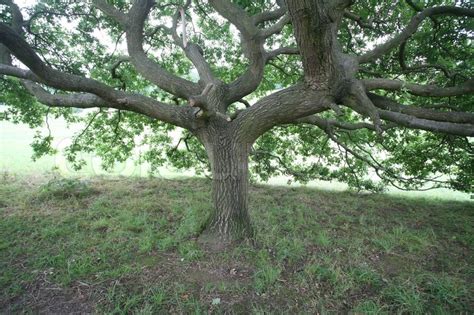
[189, 83, 231, 122]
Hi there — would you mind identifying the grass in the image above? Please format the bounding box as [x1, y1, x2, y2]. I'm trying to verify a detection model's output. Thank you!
[0, 174, 473, 313]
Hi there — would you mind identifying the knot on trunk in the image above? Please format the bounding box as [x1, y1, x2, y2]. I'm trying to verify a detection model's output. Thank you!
[189, 83, 231, 121]
[330, 53, 359, 102]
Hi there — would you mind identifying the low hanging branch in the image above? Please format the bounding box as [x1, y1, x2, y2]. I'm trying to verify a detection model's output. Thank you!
[363, 78, 474, 97]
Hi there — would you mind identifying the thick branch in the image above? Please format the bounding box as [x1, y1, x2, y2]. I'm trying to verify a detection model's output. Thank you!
[124, 0, 200, 98]
[297, 104, 474, 137]
[0, 64, 39, 81]
[377, 110, 474, 136]
[340, 80, 383, 133]
[405, 0, 440, 26]
[233, 84, 332, 142]
[208, 0, 258, 38]
[296, 115, 391, 132]
[209, 0, 265, 104]
[361, 95, 474, 136]
[369, 93, 474, 125]
[341, 82, 474, 136]
[22, 81, 108, 108]
[294, 93, 474, 137]
[0, 0, 22, 63]
[252, 6, 286, 25]
[0, 23, 195, 128]
[286, 0, 348, 89]
[363, 78, 474, 97]
[266, 46, 299, 60]
[169, 2, 215, 83]
[359, 6, 474, 64]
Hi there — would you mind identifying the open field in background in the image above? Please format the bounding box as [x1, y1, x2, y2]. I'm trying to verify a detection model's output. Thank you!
[0, 175, 473, 313]
[1, 120, 471, 201]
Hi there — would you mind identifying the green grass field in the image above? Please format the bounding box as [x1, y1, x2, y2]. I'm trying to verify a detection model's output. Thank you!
[0, 175, 473, 313]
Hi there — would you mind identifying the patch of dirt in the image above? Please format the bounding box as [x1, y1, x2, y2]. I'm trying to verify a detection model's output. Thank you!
[1, 271, 95, 314]
[0, 206, 22, 218]
[186, 261, 253, 284]
[186, 262, 255, 312]
[375, 252, 414, 276]
[376, 203, 409, 216]
[108, 251, 256, 312]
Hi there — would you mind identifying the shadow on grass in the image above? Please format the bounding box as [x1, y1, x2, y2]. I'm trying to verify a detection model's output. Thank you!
[0, 174, 472, 313]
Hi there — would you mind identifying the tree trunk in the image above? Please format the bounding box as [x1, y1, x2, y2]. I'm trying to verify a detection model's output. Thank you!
[200, 133, 253, 247]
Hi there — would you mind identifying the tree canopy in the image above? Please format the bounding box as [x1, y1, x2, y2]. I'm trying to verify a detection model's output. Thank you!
[1, 0, 473, 193]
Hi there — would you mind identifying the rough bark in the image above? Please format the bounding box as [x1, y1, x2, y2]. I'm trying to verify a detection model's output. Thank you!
[286, 0, 355, 91]
[286, 0, 338, 88]
[197, 125, 253, 247]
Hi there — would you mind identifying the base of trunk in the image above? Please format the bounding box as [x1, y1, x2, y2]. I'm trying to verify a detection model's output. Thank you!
[199, 134, 254, 251]
[198, 215, 254, 251]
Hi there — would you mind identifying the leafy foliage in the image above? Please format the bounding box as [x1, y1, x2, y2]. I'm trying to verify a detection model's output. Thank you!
[0, 0, 472, 192]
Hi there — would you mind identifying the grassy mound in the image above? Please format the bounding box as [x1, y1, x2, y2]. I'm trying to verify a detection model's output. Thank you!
[0, 175, 472, 313]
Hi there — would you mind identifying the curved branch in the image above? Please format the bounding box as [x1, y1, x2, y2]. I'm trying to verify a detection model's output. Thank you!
[405, 0, 439, 27]
[91, 0, 127, 26]
[0, 0, 22, 32]
[359, 6, 474, 64]
[293, 114, 460, 191]
[321, 125, 448, 191]
[343, 11, 377, 30]
[261, 15, 290, 38]
[343, 81, 383, 133]
[397, 41, 463, 79]
[0, 0, 22, 64]
[252, 6, 286, 25]
[0, 23, 195, 129]
[369, 93, 474, 125]
[209, 0, 265, 104]
[169, 2, 215, 84]
[208, 0, 258, 38]
[363, 78, 474, 97]
[124, 0, 200, 99]
[21, 81, 108, 108]
[232, 84, 332, 142]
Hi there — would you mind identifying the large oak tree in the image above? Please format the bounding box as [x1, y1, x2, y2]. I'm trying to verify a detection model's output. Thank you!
[1, 0, 473, 245]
